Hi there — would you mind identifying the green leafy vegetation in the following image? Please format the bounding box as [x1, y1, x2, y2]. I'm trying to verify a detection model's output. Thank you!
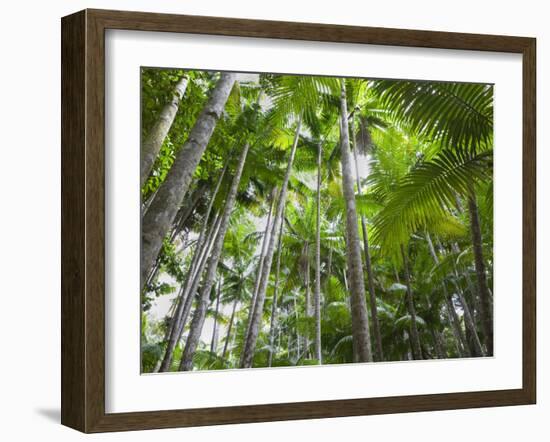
[140, 68, 494, 372]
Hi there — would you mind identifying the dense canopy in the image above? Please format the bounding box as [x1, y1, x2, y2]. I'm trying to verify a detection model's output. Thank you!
[140, 68, 493, 372]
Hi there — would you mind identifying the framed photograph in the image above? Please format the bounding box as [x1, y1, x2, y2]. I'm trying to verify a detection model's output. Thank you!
[61, 9, 536, 433]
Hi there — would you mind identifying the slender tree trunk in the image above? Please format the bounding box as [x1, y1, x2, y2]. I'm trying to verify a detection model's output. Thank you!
[327, 248, 333, 284]
[314, 142, 323, 363]
[141, 73, 236, 291]
[425, 233, 469, 357]
[222, 296, 239, 360]
[450, 242, 483, 328]
[467, 194, 493, 355]
[305, 243, 311, 317]
[180, 143, 250, 371]
[452, 281, 485, 357]
[430, 327, 445, 359]
[141, 74, 190, 187]
[400, 244, 422, 360]
[243, 196, 275, 345]
[445, 293, 470, 357]
[304, 242, 311, 357]
[394, 266, 401, 284]
[421, 288, 447, 359]
[268, 220, 284, 367]
[403, 331, 412, 360]
[152, 300, 179, 371]
[240, 115, 302, 368]
[351, 116, 383, 361]
[294, 296, 301, 362]
[463, 266, 483, 324]
[157, 212, 222, 371]
[158, 164, 228, 372]
[339, 81, 373, 363]
[169, 182, 209, 242]
[343, 269, 349, 291]
[324, 247, 333, 315]
[449, 196, 489, 325]
[210, 278, 222, 353]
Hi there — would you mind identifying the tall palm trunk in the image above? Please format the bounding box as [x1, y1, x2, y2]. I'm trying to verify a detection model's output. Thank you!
[243, 197, 274, 346]
[268, 220, 284, 367]
[303, 243, 311, 357]
[400, 244, 422, 360]
[452, 242, 483, 325]
[141, 73, 236, 291]
[425, 233, 468, 357]
[452, 280, 485, 357]
[430, 327, 445, 359]
[304, 243, 311, 317]
[157, 212, 222, 371]
[222, 296, 239, 359]
[210, 278, 222, 353]
[351, 116, 383, 361]
[314, 142, 322, 363]
[240, 115, 303, 368]
[467, 194, 493, 355]
[141, 74, 189, 187]
[293, 297, 300, 361]
[421, 290, 447, 359]
[145, 180, 206, 290]
[339, 81, 373, 363]
[158, 163, 228, 372]
[180, 143, 250, 371]
[444, 292, 470, 357]
[169, 182, 209, 242]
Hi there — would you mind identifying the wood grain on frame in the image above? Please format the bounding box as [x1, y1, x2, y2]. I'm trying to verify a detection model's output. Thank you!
[61, 8, 536, 433]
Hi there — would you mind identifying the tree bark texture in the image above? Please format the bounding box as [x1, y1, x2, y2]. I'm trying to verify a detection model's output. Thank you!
[141, 74, 189, 187]
[158, 163, 228, 371]
[180, 143, 250, 371]
[240, 115, 302, 368]
[351, 116, 383, 362]
[141, 73, 236, 291]
[243, 196, 274, 347]
[268, 220, 284, 367]
[158, 212, 222, 371]
[468, 195, 493, 355]
[314, 142, 323, 363]
[339, 82, 373, 363]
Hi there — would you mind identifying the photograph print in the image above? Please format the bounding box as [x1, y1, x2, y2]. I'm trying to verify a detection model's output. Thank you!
[140, 68, 494, 373]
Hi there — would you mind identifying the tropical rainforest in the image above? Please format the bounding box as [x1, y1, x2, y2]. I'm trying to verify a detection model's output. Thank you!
[140, 68, 493, 373]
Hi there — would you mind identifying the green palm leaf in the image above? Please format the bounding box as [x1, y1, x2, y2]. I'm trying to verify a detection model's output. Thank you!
[373, 149, 492, 252]
[370, 80, 493, 152]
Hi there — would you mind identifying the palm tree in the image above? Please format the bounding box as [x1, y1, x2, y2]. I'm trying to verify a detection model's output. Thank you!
[141, 72, 236, 290]
[240, 115, 302, 368]
[467, 194, 493, 355]
[180, 142, 251, 370]
[314, 142, 323, 363]
[210, 277, 223, 353]
[350, 111, 384, 361]
[158, 161, 228, 371]
[267, 219, 284, 366]
[219, 216, 257, 361]
[339, 80, 372, 363]
[242, 193, 275, 347]
[400, 243, 422, 359]
[141, 72, 189, 187]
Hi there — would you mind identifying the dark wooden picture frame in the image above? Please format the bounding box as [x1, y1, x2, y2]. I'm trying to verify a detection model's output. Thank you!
[61, 8, 536, 433]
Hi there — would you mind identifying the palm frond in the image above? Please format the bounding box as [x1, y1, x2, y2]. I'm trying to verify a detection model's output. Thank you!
[373, 149, 492, 252]
[370, 80, 493, 152]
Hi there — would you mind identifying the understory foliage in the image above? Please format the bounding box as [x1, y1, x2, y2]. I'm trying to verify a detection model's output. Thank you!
[140, 68, 493, 372]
